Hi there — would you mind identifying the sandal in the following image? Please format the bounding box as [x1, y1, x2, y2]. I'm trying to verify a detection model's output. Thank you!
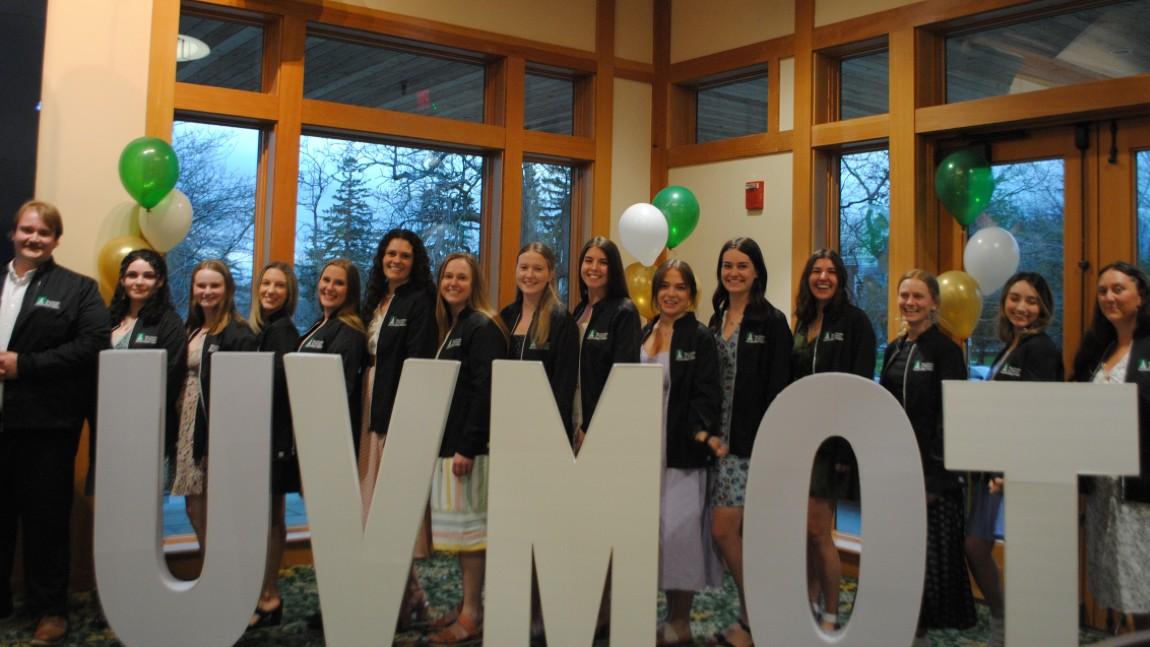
[709, 620, 753, 647]
[429, 606, 461, 630]
[656, 622, 694, 647]
[427, 613, 482, 646]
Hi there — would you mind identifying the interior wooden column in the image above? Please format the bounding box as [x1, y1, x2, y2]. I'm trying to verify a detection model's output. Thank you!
[497, 56, 526, 305]
[650, 0, 670, 200]
[591, 0, 615, 237]
[267, 15, 306, 263]
[886, 27, 919, 339]
[790, 0, 814, 288]
[144, 0, 179, 139]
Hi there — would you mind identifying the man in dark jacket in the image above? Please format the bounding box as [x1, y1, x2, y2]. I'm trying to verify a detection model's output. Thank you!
[0, 201, 109, 644]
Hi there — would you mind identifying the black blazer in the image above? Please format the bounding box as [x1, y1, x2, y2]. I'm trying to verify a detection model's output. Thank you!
[367, 282, 437, 436]
[792, 303, 877, 380]
[192, 318, 259, 460]
[500, 300, 579, 440]
[124, 309, 187, 453]
[571, 296, 641, 432]
[436, 308, 508, 458]
[880, 325, 967, 495]
[710, 303, 793, 458]
[299, 317, 368, 443]
[257, 311, 300, 461]
[1073, 331, 1150, 502]
[3, 259, 109, 431]
[642, 313, 721, 469]
[989, 332, 1063, 382]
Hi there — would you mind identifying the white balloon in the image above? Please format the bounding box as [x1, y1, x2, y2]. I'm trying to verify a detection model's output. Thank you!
[964, 226, 1020, 294]
[618, 203, 668, 266]
[139, 189, 193, 252]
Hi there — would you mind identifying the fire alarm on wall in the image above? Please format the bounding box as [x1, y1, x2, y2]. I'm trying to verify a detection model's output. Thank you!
[745, 180, 764, 211]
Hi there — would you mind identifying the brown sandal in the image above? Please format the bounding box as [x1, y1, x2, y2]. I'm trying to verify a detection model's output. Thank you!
[427, 613, 482, 646]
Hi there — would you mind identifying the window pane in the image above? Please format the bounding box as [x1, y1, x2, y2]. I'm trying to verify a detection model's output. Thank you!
[295, 135, 484, 328]
[176, 15, 263, 92]
[304, 34, 485, 122]
[525, 74, 574, 135]
[1138, 150, 1150, 274]
[167, 121, 260, 319]
[840, 50, 889, 119]
[838, 149, 890, 369]
[967, 160, 1065, 377]
[521, 162, 574, 303]
[946, 0, 1150, 103]
[695, 73, 768, 144]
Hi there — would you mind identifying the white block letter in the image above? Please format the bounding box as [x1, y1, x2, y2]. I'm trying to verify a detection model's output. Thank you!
[485, 361, 663, 647]
[285, 355, 457, 647]
[745, 373, 927, 646]
[945, 381, 1139, 647]
[95, 351, 272, 647]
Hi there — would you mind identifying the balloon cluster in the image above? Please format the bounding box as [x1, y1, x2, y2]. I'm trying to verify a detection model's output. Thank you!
[618, 185, 700, 319]
[932, 150, 1023, 341]
[97, 137, 191, 300]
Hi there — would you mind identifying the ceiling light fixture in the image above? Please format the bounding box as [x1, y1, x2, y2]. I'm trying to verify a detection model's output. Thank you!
[176, 34, 210, 62]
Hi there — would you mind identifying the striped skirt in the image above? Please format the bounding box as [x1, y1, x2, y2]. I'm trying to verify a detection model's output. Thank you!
[430, 455, 490, 553]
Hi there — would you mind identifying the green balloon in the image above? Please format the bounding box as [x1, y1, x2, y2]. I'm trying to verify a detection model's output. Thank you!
[934, 150, 994, 227]
[118, 137, 180, 209]
[653, 185, 700, 249]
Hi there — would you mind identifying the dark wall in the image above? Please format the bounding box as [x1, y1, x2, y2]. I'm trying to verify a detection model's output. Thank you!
[0, 1, 47, 266]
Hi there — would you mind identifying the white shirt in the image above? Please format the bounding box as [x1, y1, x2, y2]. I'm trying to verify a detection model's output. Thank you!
[0, 261, 36, 408]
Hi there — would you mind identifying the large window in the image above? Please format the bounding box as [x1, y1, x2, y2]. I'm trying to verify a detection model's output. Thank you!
[1138, 150, 1150, 274]
[838, 149, 890, 363]
[695, 69, 769, 144]
[967, 159, 1065, 376]
[839, 50, 889, 120]
[304, 32, 486, 122]
[176, 14, 263, 91]
[168, 120, 260, 318]
[946, 0, 1150, 104]
[525, 73, 575, 135]
[521, 161, 575, 302]
[294, 135, 484, 328]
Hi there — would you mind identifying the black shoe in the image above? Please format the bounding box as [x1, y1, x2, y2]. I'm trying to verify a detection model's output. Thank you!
[247, 602, 283, 631]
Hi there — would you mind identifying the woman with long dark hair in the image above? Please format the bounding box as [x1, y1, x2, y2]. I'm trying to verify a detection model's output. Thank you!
[89, 250, 186, 493]
[963, 271, 1061, 647]
[359, 230, 437, 629]
[791, 249, 875, 633]
[247, 261, 301, 629]
[706, 238, 791, 647]
[173, 260, 258, 549]
[571, 237, 641, 453]
[642, 258, 725, 647]
[426, 253, 508, 646]
[1073, 261, 1150, 631]
[879, 269, 975, 644]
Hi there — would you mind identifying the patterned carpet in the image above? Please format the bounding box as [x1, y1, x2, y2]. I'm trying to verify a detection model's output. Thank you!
[0, 555, 1110, 646]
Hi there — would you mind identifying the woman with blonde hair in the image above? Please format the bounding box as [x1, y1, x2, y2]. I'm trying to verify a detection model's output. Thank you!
[297, 259, 367, 447]
[879, 269, 975, 645]
[427, 253, 508, 646]
[173, 260, 258, 549]
[247, 261, 301, 629]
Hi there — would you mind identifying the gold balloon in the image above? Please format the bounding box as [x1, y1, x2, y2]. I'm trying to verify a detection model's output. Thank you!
[98, 235, 153, 295]
[625, 261, 657, 320]
[937, 270, 982, 340]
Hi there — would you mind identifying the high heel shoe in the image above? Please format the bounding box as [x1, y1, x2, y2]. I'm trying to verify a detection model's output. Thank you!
[247, 602, 283, 630]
